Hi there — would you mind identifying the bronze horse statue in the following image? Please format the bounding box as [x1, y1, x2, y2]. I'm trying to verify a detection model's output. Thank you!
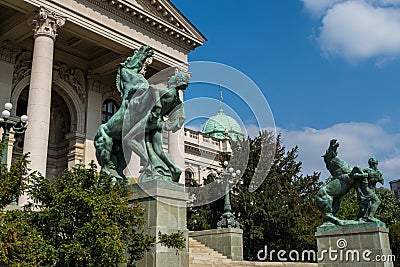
[315, 139, 363, 225]
[94, 45, 190, 183]
[94, 46, 154, 181]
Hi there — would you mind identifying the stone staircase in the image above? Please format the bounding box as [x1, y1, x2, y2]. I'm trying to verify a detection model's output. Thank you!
[189, 237, 234, 266]
[188, 237, 317, 267]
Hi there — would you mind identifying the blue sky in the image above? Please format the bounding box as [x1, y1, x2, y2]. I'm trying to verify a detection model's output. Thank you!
[171, 0, 400, 186]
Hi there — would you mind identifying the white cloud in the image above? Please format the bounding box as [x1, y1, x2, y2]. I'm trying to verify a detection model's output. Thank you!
[279, 122, 400, 187]
[319, 1, 400, 60]
[381, 155, 400, 179]
[301, 0, 343, 16]
[302, 0, 400, 16]
[301, 0, 400, 61]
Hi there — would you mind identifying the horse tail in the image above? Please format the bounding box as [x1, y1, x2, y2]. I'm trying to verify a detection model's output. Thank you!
[116, 66, 123, 97]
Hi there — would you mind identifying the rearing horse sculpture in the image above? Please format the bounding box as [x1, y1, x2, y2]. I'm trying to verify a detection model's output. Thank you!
[315, 139, 363, 225]
[94, 46, 154, 181]
[94, 45, 190, 183]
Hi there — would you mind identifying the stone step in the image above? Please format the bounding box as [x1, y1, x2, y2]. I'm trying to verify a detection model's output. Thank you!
[189, 252, 226, 257]
[189, 256, 231, 262]
[189, 255, 229, 261]
[189, 237, 237, 267]
[190, 259, 229, 263]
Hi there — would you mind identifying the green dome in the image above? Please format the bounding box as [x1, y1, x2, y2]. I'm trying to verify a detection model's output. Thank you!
[202, 109, 244, 141]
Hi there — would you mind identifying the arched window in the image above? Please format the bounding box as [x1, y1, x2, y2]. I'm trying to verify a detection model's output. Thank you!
[102, 100, 118, 123]
[185, 170, 194, 182]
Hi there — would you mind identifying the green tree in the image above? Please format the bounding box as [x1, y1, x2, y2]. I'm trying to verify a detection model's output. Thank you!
[187, 131, 323, 261]
[186, 175, 224, 230]
[0, 210, 57, 266]
[0, 161, 184, 267]
[0, 140, 56, 266]
[389, 222, 400, 267]
[233, 133, 322, 260]
[0, 140, 29, 209]
[27, 163, 156, 267]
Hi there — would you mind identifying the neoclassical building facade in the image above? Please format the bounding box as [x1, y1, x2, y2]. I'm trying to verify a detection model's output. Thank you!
[0, 0, 243, 202]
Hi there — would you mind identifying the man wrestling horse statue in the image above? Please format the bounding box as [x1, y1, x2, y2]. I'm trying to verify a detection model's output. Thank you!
[94, 45, 154, 181]
[122, 71, 189, 182]
[315, 139, 367, 225]
[94, 45, 190, 182]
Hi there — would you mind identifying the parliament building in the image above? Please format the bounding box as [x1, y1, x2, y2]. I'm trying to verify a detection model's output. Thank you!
[0, 0, 245, 204]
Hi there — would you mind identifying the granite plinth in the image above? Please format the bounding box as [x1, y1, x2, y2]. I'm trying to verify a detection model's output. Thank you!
[316, 222, 393, 267]
[129, 179, 188, 267]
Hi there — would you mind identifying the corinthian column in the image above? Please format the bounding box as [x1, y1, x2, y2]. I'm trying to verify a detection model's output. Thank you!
[19, 7, 65, 206]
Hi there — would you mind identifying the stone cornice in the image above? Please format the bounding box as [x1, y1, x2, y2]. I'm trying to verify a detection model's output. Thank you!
[135, 0, 206, 40]
[84, 0, 204, 51]
[185, 143, 220, 157]
[158, 0, 206, 41]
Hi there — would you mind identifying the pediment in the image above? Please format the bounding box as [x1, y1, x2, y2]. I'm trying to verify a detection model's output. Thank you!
[133, 0, 206, 42]
[90, 0, 206, 51]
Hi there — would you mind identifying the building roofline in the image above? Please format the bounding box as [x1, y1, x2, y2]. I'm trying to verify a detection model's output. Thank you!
[165, 0, 207, 41]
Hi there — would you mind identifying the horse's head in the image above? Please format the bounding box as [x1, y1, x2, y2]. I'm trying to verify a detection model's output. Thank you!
[121, 45, 154, 71]
[329, 139, 339, 150]
[322, 139, 339, 161]
[137, 45, 154, 59]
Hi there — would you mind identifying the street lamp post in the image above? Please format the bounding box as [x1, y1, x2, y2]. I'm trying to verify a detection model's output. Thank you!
[0, 103, 28, 166]
[215, 161, 241, 229]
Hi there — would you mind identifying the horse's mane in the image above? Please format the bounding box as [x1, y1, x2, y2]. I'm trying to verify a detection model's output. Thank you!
[323, 141, 352, 177]
[116, 46, 152, 98]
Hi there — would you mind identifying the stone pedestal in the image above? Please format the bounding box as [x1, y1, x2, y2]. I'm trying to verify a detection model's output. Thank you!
[129, 179, 188, 267]
[316, 222, 394, 267]
[189, 228, 243, 261]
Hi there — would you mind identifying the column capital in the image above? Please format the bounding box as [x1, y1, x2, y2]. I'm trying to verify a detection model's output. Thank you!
[31, 7, 66, 40]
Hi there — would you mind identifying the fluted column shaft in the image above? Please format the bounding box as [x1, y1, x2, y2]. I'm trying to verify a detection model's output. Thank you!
[19, 7, 65, 206]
